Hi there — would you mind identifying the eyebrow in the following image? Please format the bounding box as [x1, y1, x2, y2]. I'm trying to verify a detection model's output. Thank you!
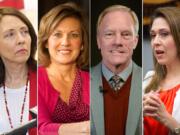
[3, 26, 28, 33]
[3, 29, 15, 34]
[54, 28, 81, 32]
[150, 28, 170, 33]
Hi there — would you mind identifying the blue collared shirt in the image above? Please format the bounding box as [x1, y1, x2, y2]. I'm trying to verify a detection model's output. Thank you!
[102, 61, 132, 88]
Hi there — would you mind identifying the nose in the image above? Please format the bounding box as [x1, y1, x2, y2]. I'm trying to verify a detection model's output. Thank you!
[17, 32, 25, 45]
[152, 35, 161, 47]
[114, 33, 123, 46]
[61, 35, 69, 47]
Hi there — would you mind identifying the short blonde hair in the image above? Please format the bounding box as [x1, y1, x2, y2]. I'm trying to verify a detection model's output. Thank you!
[97, 5, 139, 35]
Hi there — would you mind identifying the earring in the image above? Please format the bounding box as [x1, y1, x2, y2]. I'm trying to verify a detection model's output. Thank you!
[81, 46, 84, 50]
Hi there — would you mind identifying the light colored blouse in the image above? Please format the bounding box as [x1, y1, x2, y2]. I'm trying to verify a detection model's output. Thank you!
[0, 84, 29, 134]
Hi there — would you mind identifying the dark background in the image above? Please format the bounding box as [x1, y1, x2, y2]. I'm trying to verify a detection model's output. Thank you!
[38, 0, 89, 25]
[38, 0, 142, 67]
[91, 0, 142, 67]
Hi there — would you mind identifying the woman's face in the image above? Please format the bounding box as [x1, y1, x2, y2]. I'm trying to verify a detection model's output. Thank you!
[47, 17, 82, 66]
[150, 17, 178, 65]
[0, 15, 31, 65]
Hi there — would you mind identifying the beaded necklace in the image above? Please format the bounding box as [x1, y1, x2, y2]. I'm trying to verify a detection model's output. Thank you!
[3, 74, 29, 128]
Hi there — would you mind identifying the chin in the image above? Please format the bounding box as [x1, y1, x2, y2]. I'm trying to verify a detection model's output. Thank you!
[57, 60, 76, 65]
[110, 61, 124, 67]
[157, 60, 167, 65]
[112, 58, 127, 64]
[15, 59, 28, 64]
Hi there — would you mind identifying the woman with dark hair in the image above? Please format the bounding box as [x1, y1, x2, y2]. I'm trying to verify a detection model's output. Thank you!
[38, 2, 90, 135]
[0, 7, 37, 134]
[143, 7, 180, 135]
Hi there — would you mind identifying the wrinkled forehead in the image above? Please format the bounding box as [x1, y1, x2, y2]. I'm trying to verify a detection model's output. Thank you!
[0, 15, 26, 27]
[0, 15, 28, 34]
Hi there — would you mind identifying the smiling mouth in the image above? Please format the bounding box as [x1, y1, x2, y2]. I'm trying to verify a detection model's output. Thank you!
[110, 50, 125, 53]
[58, 50, 71, 54]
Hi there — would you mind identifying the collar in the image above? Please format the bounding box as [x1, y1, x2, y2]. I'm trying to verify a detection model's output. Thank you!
[102, 60, 132, 82]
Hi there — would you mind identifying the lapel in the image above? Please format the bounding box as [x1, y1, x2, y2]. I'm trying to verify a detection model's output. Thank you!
[125, 62, 142, 135]
[91, 63, 105, 135]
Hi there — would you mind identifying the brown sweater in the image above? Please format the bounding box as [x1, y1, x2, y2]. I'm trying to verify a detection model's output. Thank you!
[103, 74, 132, 135]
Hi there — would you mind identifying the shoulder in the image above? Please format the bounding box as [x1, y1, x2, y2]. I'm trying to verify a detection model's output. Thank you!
[29, 68, 37, 82]
[38, 66, 46, 74]
[38, 66, 48, 85]
[132, 62, 142, 81]
[80, 70, 89, 76]
[29, 69, 36, 77]
[132, 62, 142, 72]
[38, 66, 47, 78]
[143, 70, 154, 92]
[80, 69, 90, 82]
[91, 62, 101, 75]
[144, 70, 154, 81]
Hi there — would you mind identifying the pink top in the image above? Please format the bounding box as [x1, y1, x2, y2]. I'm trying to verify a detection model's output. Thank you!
[29, 69, 37, 135]
[38, 67, 90, 135]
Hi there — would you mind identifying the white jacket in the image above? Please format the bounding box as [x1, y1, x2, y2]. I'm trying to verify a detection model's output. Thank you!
[143, 71, 180, 124]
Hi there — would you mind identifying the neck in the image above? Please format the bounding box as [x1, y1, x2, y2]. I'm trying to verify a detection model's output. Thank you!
[4, 63, 28, 88]
[103, 60, 131, 74]
[165, 60, 180, 79]
[47, 63, 77, 81]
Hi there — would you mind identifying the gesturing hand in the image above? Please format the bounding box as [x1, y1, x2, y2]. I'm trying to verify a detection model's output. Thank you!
[143, 91, 170, 123]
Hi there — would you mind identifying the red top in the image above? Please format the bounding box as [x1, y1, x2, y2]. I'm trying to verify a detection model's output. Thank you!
[51, 69, 89, 123]
[38, 67, 90, 135]
[0, 0, 24, 9]
[29, 69, 37, 135]
[144, 84, 180, 135]
[103, 74, 132, 135]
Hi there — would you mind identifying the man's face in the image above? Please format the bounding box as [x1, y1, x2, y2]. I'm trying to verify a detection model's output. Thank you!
[97, 10, 138, 69]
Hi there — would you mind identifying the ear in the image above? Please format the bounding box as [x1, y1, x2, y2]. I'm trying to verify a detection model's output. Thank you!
[97, 35, 101, 50]
[45, 43, 48, 48]
[133, 35, 139, 50]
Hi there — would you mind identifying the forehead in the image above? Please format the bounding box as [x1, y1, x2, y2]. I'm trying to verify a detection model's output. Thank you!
[99, 10, 134, 29]
[0, 15, 27, 31]
[54, 17, 81, 31]
[151, 17, 170, 31]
